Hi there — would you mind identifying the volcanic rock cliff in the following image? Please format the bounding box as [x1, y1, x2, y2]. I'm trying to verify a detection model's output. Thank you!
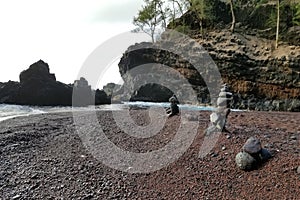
[118, 0, 300, 111]
[118, 30, 300, 111]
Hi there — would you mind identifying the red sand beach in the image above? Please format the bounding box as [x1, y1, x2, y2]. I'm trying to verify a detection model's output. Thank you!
[0, 110, 299, 199]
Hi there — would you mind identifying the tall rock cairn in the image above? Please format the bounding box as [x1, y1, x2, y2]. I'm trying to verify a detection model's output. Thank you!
[206, 84, 232, 134]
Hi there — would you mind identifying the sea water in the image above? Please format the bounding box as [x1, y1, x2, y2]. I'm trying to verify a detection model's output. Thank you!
[0, 102, 216, 122]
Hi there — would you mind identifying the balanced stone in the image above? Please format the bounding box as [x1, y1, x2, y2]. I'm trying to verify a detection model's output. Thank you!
[219, 92, 233, 98]
[206, 83, 232, 135]
[215, 107, 231, 117]
[259, 148, 272, 161]
[215, 118, 226, 130]
[210, 112, 220, 124]
[166, 94, 179, 117]
[235, 151, 257, 170]
[217, 97, 230, 107]
[221, 87, 227, 92]
[242, 137, 262, 155]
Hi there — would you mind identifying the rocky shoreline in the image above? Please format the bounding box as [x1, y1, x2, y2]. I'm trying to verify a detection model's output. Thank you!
[1, 28, 299, 112]
[118, 29, 300, 112]
[0, 110, 299, 199]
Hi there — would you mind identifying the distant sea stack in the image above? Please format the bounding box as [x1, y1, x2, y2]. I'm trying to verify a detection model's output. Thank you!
[17, 60, 72, 106]
[0, 60, 110, 106]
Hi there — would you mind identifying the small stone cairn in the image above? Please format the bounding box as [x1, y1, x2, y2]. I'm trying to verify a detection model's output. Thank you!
[235, 137, 272, 171]
[206, 84, 232, 134]
[166, 94, 179, 117]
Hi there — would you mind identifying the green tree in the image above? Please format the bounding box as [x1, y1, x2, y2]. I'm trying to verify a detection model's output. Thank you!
[188, 0, 214, 37]
[256, 0, 283, 48]
[292, 1, 300, 25]
[168, 0, 189, 28]
[133, 0, 164, 42]
[264, 0, 300, 48]
[155, 0, 168, 29]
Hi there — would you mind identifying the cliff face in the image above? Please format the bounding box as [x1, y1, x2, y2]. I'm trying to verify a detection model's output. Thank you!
[204, 31, 300, 111]
[118, 30, 300, 111]
[118, 40, 215, 105]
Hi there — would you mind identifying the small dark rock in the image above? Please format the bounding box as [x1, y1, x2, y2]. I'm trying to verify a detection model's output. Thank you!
[259, 148, 272, 161]
[243, 137, 262, 155]
[290, 135, 297, 140]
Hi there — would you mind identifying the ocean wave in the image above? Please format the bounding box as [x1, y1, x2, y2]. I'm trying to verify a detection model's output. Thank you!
[0, 102, 238, 122]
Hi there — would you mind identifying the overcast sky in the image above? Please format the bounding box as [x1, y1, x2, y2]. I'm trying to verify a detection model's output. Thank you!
[0, 0, 144, 88]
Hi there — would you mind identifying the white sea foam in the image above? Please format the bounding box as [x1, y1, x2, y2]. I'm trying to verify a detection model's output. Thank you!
[0, 104, 126, 122]
[0, 102, 238, 122]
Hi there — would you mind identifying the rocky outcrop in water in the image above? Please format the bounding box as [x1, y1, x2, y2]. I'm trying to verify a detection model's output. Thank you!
[0, 81, 20, 104]
[1, 60, 73, 106]
[72, 77, 93, 107]
[95, 89, 111, 105]
[0, 60, 110, 106]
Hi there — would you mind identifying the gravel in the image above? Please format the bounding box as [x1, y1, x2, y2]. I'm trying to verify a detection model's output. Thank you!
[0, 110, 299, 199]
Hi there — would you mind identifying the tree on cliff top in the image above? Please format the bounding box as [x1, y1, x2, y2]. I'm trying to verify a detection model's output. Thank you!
[256, 0, 300, 47]
[188, 0, 215, 37]
[133, 0, 168, 42]
[168, 0, 189, 29]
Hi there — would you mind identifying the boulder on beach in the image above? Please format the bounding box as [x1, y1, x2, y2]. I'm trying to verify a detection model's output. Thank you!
[235, 151, 257, 171]
[236, 137, 272, 171]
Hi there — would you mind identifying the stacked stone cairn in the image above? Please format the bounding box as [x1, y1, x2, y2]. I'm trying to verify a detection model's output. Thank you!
[166, 94, 179, 117]
[206, 84, 232, 134]
[235, 137, 272, 171]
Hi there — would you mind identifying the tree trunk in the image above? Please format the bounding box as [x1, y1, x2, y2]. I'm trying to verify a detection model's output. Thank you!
[276, 0, 280, 48]
[200, 20, 203, 39]
[157, 1, 167, 29]
[229, 0, 236, 33]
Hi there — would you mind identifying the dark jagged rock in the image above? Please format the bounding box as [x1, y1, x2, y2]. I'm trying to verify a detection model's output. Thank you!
[118, 42, 211, 105]
[95, 89, 111, 105]
[19, 60, 56, 83]
[14, 60, 72, 106]
[0, 60, 112, 106]
[130, 83, 174, 102]
[0, 60, 69, 106]
[0, 81, 20, 103]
